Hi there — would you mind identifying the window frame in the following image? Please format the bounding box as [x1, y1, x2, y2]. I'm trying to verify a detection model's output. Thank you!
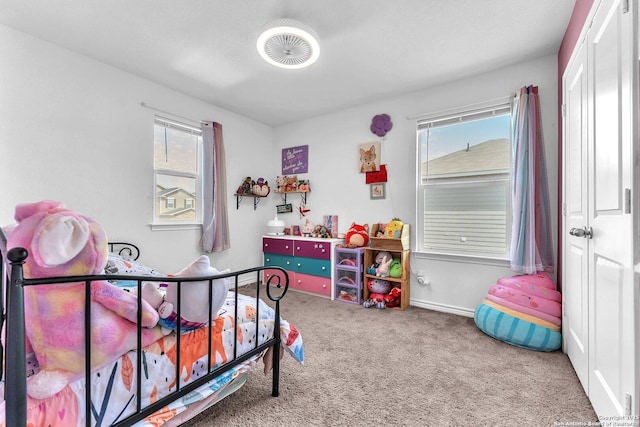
[152, 116, 203, 229]
[415, 102, 512, 263]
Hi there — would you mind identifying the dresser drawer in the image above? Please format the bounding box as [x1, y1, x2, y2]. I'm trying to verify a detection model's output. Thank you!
[291, 272, 331, 297]
[262, 269, 290, 287]
[293, 240, 331, 260]
[291, 256, 331, 278]
[263, 253, 294, 270]
[263, 238, 294, 256]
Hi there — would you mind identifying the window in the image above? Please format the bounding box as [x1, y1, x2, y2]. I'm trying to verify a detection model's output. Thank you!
[416, 103, 511, 258]
[153, 117, 202, 225]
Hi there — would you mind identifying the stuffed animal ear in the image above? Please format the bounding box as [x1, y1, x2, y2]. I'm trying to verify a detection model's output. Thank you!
[33, 214, 90, 267]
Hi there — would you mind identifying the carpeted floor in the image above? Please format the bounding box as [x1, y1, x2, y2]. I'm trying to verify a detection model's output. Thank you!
[184, 285, 597, 426]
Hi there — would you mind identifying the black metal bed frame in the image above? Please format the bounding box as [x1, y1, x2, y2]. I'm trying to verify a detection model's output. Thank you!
[0, 232, 289, 426]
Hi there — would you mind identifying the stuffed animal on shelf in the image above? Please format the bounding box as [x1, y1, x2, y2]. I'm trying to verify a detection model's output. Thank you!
[339, 222, 369, 248]
[374, 251, 393, 277]
[389, 258, 402, 278]
[6, 200, 164, 399]
[383, 287, 402, 308]
[363, 292, 387, 309]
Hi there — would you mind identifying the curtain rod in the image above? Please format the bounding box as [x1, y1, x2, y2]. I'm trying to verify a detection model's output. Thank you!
[405, 95, 512, 121]
[140, 102, 209, 126]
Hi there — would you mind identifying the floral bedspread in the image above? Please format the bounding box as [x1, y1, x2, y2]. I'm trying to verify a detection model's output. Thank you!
[0, 292, 304, 427]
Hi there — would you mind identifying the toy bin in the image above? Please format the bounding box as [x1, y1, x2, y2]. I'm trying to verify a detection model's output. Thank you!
[335, 284, 360, 304]
[333, 246, 364, 305]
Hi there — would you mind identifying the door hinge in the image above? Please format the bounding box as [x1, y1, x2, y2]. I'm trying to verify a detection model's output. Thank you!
[624, 188, 631, 214]
[625, 392, 632, 416]
[623, 0, 629, 13]
[561, 104, 566, 117]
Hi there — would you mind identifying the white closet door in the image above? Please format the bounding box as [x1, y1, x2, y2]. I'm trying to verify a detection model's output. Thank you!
[562, 36, 589, 392]
[562, 39, 590, 392]
[586, 0, 635, 417]
[563, 0, 637, 418]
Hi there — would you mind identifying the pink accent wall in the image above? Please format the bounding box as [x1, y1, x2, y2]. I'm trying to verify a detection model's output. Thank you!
[556, 0, 595, 291]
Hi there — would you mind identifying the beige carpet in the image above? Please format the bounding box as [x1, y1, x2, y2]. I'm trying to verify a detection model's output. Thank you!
[184, 285, 597, 427]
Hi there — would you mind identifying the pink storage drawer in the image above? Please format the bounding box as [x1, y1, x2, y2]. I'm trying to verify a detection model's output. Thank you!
[291, 272, 331, 297]
[263, 238, 294, 256]
[293, 240, 331, 260]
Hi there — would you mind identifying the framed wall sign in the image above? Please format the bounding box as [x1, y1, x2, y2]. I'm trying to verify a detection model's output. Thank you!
[282, 145, 309, 174]
[370, 183, 386, 200]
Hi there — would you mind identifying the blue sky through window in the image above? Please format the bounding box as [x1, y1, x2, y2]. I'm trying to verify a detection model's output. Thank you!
[422, 114, 510, 161]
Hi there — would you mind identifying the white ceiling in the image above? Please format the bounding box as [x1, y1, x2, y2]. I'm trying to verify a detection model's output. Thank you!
[0, 0, 576, 126]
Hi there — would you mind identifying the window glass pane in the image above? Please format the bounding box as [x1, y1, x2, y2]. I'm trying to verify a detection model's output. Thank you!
[154, 122, 198, 174]
[417, 108, 511, 257]
[420, 114, 510, 182]
[153, 117, 202, 225]
[155, 173, 197, 222]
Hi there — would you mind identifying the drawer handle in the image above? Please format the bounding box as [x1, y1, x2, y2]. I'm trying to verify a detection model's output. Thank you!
[322, 249, 326, 253]
[296, 246, 300, 251]
[286, 261, 290, 265]
[297, 263, 301, 267]
[266, 258, 270, 262]
[322, 284, 326, 288]
[285, 245, 289, 249]
[297, 280, 302, 284]
[265, 243, 269, 247]
[322, 266, 326, 270]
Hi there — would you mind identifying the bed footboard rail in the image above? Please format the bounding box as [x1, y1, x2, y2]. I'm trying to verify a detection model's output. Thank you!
[2, 248, 290, 427]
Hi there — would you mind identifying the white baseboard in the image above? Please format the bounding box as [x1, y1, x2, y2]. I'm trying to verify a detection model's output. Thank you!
[410, 298, 475, 318]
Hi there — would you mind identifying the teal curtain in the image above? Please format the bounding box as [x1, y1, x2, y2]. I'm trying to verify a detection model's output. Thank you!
[510, 86, 554, 274]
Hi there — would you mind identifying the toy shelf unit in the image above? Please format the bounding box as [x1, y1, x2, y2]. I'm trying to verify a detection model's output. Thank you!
[334, 246, 365, 305]
[262, 235, 343, 299]
[363, 224, 410, 310]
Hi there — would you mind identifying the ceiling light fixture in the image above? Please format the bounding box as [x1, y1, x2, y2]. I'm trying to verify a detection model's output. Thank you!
[256, 18, 320, 69]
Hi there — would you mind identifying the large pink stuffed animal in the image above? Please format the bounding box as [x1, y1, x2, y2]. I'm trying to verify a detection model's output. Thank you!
[6, 201, 164, 399]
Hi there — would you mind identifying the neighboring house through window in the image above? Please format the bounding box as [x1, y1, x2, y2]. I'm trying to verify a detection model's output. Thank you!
[416, 102, 511, 259]
[153, 117, 202, 225]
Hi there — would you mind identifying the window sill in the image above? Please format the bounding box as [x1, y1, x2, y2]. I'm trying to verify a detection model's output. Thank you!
[413, 250, 510, 268]
[150, 223, 202, 231]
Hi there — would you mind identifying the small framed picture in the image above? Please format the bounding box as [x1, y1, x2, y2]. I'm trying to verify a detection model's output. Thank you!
[370, 183, 386, 200]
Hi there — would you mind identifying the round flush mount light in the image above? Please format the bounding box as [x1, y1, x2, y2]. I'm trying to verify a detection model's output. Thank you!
[256, 18, 320, 69]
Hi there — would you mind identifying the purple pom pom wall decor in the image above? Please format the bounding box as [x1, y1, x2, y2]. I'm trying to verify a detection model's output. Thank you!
[370, 114, 393, 137]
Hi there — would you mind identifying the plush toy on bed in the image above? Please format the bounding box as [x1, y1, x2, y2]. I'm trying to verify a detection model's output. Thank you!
[159, 255, 231, 332]
[6, 200, 165, 399]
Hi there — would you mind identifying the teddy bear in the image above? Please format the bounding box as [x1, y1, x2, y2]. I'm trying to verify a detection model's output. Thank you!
[6, 200, 164, 399]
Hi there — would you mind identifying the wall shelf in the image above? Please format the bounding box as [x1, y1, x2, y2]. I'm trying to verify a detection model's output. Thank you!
[235, 194, 266, 210]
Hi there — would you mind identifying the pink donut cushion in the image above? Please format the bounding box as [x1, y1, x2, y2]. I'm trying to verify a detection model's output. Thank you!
[496, 280, 562, 303]
[485, 293, 561, 327]
[497, 272, 556, 289]
[488, 284, 561, 318]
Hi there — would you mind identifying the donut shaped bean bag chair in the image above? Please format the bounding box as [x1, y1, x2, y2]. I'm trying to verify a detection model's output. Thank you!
[474, 302, 561, 352]
[474, 273, 561, 352]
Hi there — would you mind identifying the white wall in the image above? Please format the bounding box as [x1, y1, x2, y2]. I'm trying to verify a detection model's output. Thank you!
[0, 24, 276, 274]
[273, 55, 559, 316]
[1, 23, 559, 314]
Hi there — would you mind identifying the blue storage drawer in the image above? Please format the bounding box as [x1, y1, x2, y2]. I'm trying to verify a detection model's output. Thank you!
[291, 256, 331, 278]
[263, 253, 294, 270]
